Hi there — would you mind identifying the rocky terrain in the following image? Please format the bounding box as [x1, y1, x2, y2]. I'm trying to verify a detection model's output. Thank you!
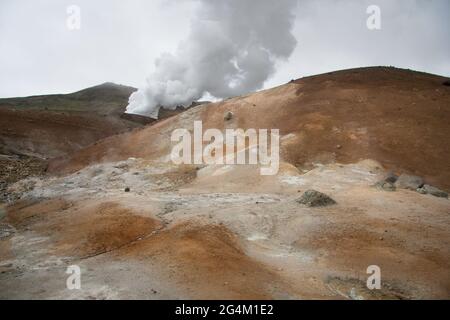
[1, 67, 449, 299]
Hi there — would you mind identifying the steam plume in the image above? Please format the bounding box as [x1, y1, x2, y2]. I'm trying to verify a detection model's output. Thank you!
[126, 0, 298, 118]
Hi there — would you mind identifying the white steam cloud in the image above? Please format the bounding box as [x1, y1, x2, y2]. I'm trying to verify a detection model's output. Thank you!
[126, 0, 298, 118]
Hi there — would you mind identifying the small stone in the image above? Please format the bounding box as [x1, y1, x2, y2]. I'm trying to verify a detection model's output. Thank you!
[336, 144, 342, 149]
[395, 174, 424, 190]
[124, 187, 130, 192]
[417, 184, 448, 198]
[416, 187, 427, 194]
[384, 171, 398, 184]
[374, 181, 396, 192]
[0, 263, 12, 268]
[0, 223, 15, 239]
[224, 111, 234, 121]
[296, 190, 336, 207]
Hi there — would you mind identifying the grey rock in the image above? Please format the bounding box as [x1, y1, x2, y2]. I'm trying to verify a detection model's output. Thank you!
[394, 174, 424, 190]
[384, 171, 398, 184]
[0, 223, 15, 239]
[224, 111, 234, 121]
[374, 181, 396, 192]
[416, 187, 427, 195]
[416, 184, 448, 198]
[296, 190, 336, 207]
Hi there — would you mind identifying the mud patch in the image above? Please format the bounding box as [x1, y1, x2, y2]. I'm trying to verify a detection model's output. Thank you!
[122, 222, 296, 299]
[6, 199, 161, 258]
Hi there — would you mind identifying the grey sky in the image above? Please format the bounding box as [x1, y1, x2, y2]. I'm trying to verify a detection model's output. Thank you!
[0, 0, 449, 98]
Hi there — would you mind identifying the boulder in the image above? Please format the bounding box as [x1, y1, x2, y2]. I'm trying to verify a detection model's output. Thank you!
[296, 190, 336, 207]
[394, 174, 424, 190]
[416, 185, 448, 198]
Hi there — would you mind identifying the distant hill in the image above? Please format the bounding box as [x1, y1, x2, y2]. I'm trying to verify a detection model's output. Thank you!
[0, 82, 137, 115]
[0, 82, 144, 158]
[0, 82, 203, 159]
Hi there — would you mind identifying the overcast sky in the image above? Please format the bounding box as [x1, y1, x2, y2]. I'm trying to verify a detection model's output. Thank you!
[0, 0, 449, 98]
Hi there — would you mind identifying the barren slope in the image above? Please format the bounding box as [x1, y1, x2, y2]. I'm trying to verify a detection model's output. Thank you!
[0, 83, 148, 158]
[49, 67, 450, 190]
[1, 67, 450, 300]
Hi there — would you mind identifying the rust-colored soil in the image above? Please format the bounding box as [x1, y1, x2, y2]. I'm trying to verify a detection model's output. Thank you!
[0, 108, 138, 158]
[49, 67, 450, 190]
[5, 199, 291, 299]
[121, 222, 290, 299]
[6, 199, 160, 258]
[1, 67, 449, 300]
